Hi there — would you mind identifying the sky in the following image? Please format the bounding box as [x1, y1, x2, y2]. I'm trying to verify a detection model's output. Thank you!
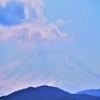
[0, 0, 100, 95]
[43, 0, 100, 73]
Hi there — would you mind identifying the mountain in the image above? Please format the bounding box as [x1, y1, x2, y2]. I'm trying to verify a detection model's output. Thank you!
[73, 94, 100, 100]
[58, 96, 77, 100]
[0, 86, 75, 100]
[76, 89, 100, 97]
[0, 86, 100, 100]
[0, 51, 100, 95]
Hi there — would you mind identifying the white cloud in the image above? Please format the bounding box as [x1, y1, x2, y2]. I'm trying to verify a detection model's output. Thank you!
[0, 0, 10, 7]
[0, 0, 68, 49]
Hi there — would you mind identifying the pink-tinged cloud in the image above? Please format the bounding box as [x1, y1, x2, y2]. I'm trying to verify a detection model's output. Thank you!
[0, 0, 69, 49]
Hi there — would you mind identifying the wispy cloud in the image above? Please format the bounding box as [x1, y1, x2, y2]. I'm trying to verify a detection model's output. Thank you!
[0, 0, 69, 49]
[55, 19, 73, 27]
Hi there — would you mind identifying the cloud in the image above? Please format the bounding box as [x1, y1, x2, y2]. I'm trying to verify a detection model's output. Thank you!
[0, 0, 68, 49]
[0, 0, 10, 7]
[55, 19, 73, 27]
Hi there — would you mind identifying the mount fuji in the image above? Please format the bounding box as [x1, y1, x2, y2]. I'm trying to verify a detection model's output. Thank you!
[0, 51, 100, 95]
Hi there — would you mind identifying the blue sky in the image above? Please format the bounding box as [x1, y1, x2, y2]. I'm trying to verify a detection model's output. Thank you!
[0, 1, 25, 26]
[0, 0, 100, 95]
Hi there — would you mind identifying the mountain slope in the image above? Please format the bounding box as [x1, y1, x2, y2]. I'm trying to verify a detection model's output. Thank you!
[58, 96, 77, 100]
[0, 51, 100, 95]
[73, 94, 100, 100]
[0, 86, 100, 100]
[76, 89, 100, 97]
[0, 86, 73, 100]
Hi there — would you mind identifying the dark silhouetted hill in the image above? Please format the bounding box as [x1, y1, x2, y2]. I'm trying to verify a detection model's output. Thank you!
[73, 94, 100, 100]
[0, 85, 100, 100]
[58, 96, 77, 100]
[0, 86, 72, 100]
[76, 89, 100, 97]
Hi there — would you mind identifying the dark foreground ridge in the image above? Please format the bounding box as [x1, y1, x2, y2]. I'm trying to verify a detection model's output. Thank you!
[0, 85, 100, 100]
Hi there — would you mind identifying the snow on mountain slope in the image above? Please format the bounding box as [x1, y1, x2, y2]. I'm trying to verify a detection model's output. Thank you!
[0, 51, 100, 95]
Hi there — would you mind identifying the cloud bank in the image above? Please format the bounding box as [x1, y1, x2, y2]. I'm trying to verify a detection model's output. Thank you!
[0, 0, 68, 49]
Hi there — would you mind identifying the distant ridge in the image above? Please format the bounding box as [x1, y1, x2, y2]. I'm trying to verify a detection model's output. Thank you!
[76, 88, 100, 97]
[0, 85, 100, 100]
